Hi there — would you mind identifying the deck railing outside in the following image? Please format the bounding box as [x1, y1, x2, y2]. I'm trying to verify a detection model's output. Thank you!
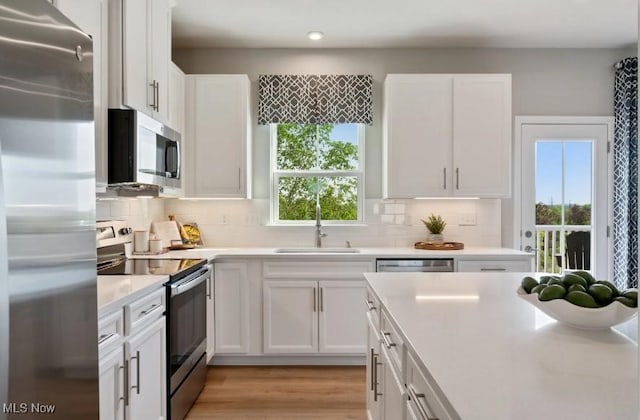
[534, 225, 591, 273]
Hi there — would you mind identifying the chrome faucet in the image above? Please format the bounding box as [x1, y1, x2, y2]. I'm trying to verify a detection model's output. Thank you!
[315, 203, 327, 247]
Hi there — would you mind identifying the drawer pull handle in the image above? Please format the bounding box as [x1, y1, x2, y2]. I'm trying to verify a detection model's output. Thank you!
[140, 303, 159, 316]
[408, 385, 439, 420]
[364, 299, 376, 311]
[373, 353, 382, 402]
[98, 333, 114, 344]
[131, 351, 141, 395]
[380, 330, 396, 349]
[122, 360, 130, 406]
[480, 268, 507, 272]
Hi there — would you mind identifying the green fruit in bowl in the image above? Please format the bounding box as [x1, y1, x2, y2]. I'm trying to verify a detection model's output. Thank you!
[622, 289, 638, 306]
[547, 278, 565, 287]
[594, 280, 620, 297]
[562, 273, 588, 289]
[539, 284, 566, 301]
[531, 284, 548, 294]
[572, 270, 596, 285]
[566, 291, 601, 308]
[539, 275, 559, 285]
[588, 284, 614, 305]
[521, 276, 539, 294]
[614, 296, 636, 308]
[567, 284, 587, 293]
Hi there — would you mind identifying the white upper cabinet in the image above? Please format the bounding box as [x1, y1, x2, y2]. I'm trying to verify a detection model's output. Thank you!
[185, 75, 252, 198]
[383, 74, 512, 198]
[168, 62, 186, 134]
[54, 0, 109, 192]
[452, 75, 512, 197]
[110, 0, 171, 123]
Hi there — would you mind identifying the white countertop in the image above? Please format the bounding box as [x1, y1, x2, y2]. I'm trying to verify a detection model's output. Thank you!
[365, 272, 639, 420]
[97, 274, 168, 315]
[130, 246, 531, 260]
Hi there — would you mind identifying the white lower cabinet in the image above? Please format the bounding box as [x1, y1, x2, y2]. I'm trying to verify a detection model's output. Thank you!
[125, 317, 166, 420]
[214, 262, 250, 354]
[366, 313, 382, 420]
[406, 400, 420, 420]
[457, 257, 533, 272]
[381, 345, 405, 420]
[99, 346, 125, 420]
[263, 279, 366, 354]
[98, 287, 166, 420]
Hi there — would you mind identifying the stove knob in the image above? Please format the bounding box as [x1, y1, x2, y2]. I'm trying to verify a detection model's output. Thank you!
[119, 227, 132, 235]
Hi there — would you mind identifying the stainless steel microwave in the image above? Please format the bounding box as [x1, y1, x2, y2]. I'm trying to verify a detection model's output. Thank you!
[108, 109, 181, 192]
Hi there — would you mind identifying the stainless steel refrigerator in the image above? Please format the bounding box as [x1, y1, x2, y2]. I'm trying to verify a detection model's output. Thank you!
[0, 1, 98, 419]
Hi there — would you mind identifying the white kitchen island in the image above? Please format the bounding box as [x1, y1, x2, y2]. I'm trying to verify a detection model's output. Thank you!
[364, 272, 638, 420]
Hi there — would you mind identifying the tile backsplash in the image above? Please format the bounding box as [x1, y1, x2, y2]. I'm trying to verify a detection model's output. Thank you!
[161, 198, 502, 248]
[96, 197, 501, 248]
[96, 198, 166, 231]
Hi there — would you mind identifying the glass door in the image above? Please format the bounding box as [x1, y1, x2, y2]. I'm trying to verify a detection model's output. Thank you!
[520, 120, 611, 279]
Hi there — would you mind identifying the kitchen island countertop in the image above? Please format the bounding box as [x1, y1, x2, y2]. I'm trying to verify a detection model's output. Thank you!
[365, 272, 638, 420]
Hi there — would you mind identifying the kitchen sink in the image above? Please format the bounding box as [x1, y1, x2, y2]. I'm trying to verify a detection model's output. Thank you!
[274, 248, 361, 254]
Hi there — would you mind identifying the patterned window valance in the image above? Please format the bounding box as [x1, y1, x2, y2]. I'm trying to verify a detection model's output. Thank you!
[258, 74, 373, 125]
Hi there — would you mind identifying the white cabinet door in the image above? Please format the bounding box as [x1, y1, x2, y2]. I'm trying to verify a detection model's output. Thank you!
[406, 401, 420, 420]
[380, 346, 405, 420]
[318, 281, 367, 354]
[186, 75, 251, 198]
[214, 262, 250, 353]
[263, 280, 318, 354]
[149, 0, 170, 122]
[99, 346, 125, 420]
[169, 62, 185, 134]
[366, 314, 382, 420]
[452, 75, 511, 197]
[125, 317, 166, 420]
[384, 75, 453, 198]
[122, 0, 150, 114]
[206, 263, 215, 362]
[54, 0, 108, 191]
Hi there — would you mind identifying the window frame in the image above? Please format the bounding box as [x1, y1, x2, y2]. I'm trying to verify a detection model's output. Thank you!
[269, 123, 365, 225]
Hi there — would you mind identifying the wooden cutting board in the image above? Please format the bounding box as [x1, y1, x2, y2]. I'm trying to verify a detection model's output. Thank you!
[151, 221, 182, 248]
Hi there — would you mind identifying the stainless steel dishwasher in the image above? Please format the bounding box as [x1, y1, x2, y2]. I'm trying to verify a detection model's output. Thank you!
[376, 258, 454, 272]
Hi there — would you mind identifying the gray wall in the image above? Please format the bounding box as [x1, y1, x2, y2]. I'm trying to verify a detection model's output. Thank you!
[173, 47, 634, 246]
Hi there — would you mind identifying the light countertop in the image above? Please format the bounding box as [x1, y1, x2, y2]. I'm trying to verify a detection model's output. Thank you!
[97, 274, 168, 315]
[130, 246, 531, 261]
[365, 272, 638, 420]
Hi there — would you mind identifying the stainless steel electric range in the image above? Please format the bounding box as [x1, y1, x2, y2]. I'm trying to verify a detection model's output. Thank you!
[97, 221, 208, 420]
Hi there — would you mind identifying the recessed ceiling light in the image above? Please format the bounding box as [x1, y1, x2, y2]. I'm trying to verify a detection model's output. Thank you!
[307, 31, 324, 41]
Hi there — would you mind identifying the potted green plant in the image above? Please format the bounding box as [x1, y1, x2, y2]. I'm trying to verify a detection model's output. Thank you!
[421, 214, 446, 243]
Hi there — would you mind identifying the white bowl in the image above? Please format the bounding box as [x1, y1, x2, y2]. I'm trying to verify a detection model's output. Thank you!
[516, 287, 638, 329]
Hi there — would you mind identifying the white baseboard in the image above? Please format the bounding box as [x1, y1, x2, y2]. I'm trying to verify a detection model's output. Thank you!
[209, 355, 366, 366]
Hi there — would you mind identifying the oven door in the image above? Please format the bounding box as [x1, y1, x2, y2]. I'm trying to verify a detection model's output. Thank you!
[168, 266, 208, 395]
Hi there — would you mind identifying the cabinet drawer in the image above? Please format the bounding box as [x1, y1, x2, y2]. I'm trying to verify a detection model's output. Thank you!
[263, 260, 374, 279]
[457, 259, 532, 272]
[98, 309, 124, 354]
[125, 288, 165, 335]
[380, 309, 404, 375]
[365, 286, 380, 327]
[406, 351, 453, 420]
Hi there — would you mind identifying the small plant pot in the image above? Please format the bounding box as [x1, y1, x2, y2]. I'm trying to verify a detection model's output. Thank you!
[427, 233, 444, 243]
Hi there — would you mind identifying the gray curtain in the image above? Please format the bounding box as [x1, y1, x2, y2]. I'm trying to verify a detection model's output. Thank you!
[258, 74, 373, 125]
[613, 57, 638, 289]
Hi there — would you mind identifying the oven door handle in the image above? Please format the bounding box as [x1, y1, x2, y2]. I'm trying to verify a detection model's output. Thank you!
[170, 268, 209, 297]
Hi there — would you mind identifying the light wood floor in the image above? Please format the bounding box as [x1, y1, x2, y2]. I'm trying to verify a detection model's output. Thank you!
[185, 366, 367, 420]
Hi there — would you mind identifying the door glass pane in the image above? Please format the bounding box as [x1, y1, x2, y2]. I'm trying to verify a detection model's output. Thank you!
[534, 140, 593, 273]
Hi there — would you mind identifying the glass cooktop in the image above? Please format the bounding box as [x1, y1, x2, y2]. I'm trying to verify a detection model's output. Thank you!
[98, 258, 206, 279]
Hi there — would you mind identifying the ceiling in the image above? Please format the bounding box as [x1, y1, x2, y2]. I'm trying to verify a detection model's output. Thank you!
[172, 0, 638, 49]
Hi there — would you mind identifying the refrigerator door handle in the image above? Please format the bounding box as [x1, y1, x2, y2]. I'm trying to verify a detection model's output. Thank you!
[0, 140, 9, 420]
